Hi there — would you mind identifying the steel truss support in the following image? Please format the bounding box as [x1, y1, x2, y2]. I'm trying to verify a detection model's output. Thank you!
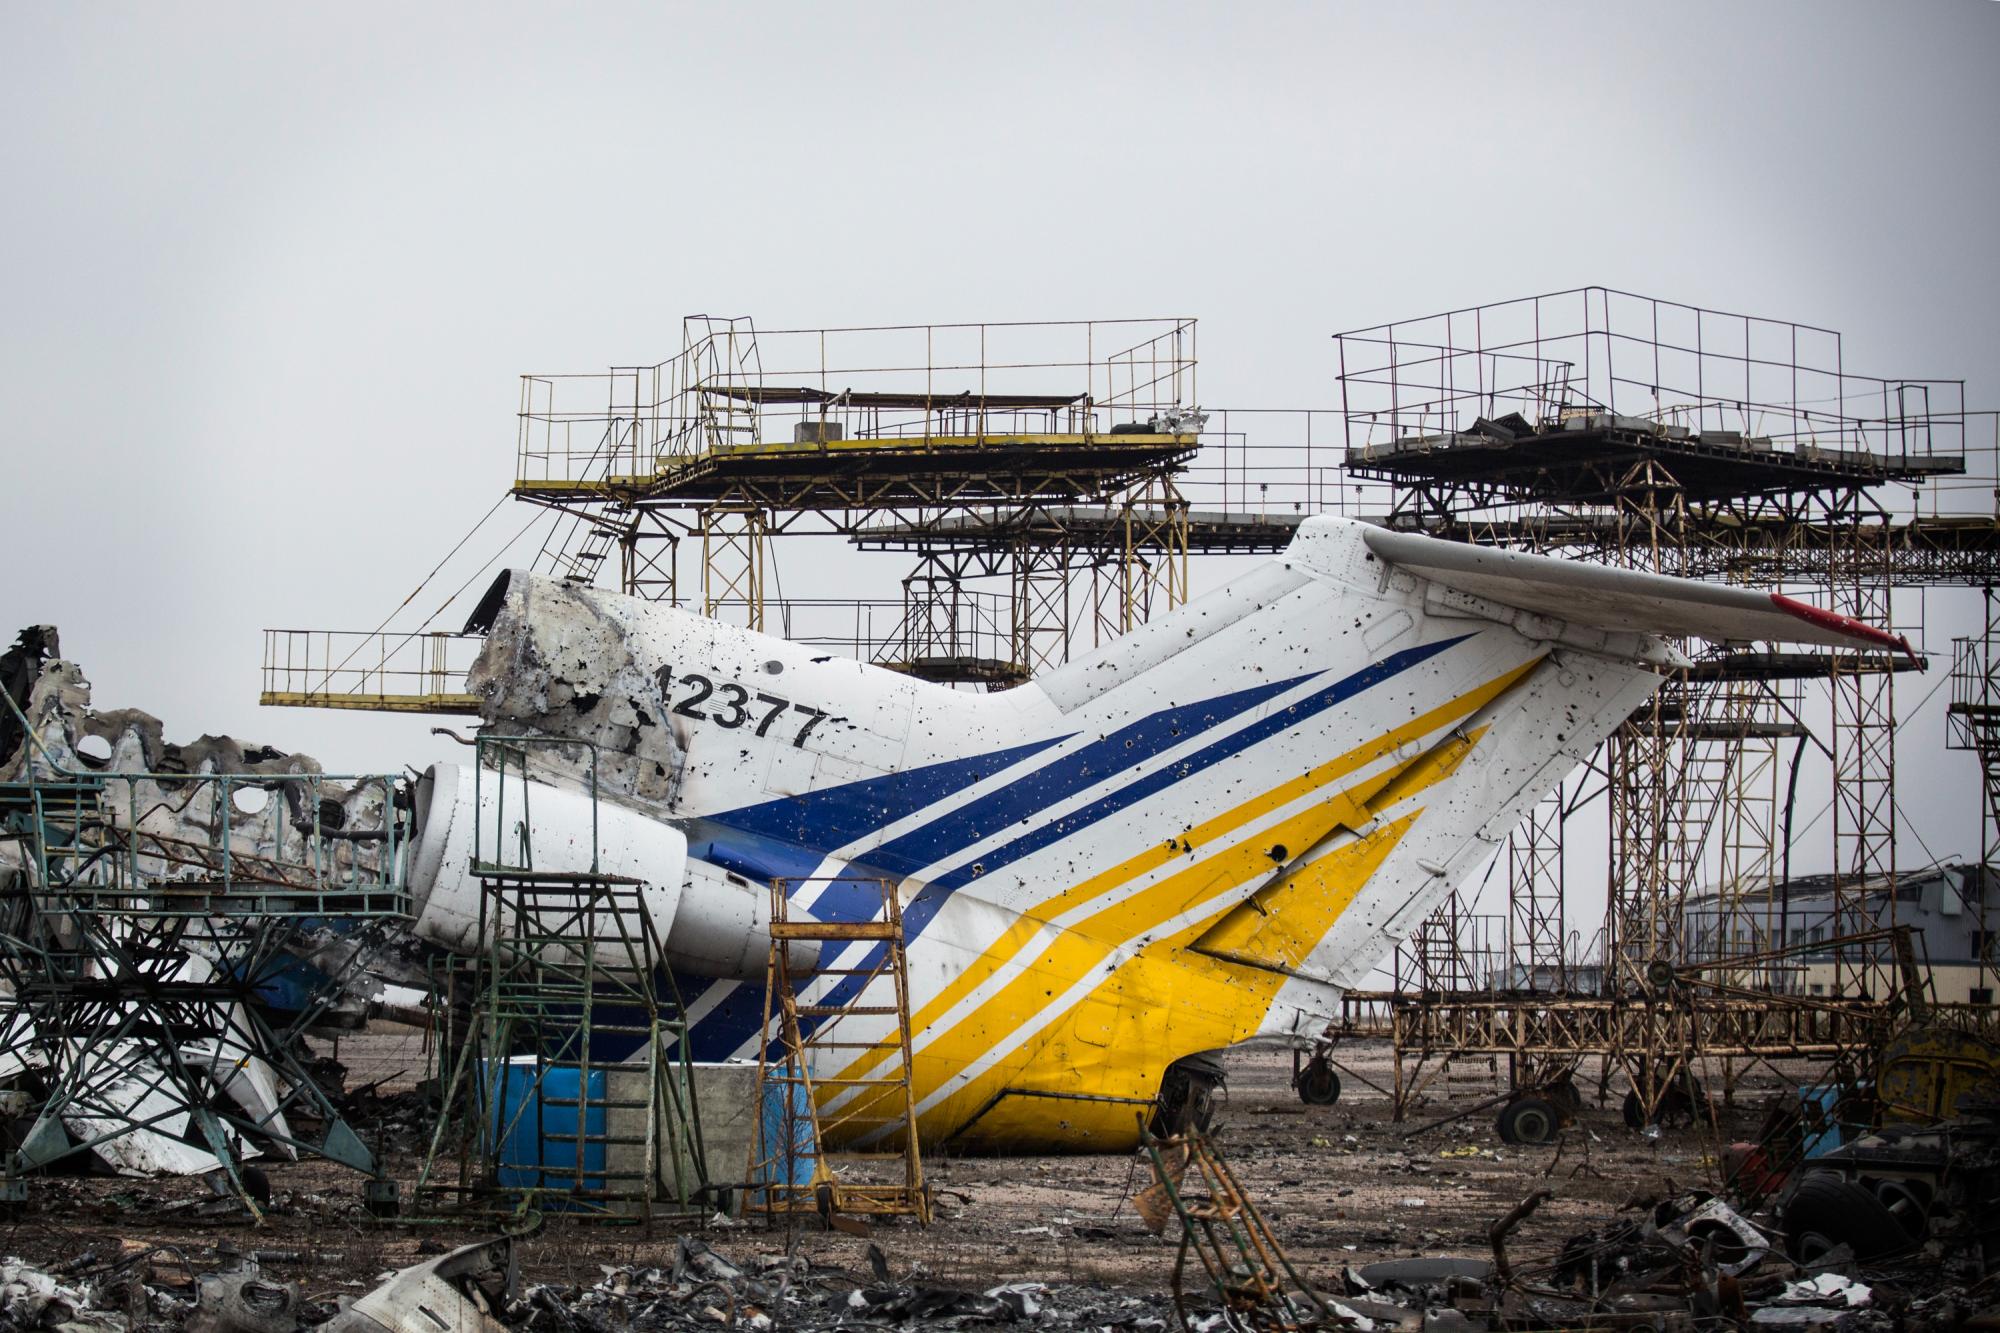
[0, 763, 403, 1211]
[621, 508, 682, 604]
[700, 504, 769, 632]
[1507, 793, 1567, 993]
[1828, 509, 1899, 995]
[1119, 476, 1191, 634]
[1948, 587, 2000, 999]
[1011, 538, 1077, 677]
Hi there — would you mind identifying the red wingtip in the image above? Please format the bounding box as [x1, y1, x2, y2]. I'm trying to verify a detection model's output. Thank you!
[1769, 593, 1922, 666]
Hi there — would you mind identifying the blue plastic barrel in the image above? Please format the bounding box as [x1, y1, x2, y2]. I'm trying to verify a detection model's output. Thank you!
[483, 1057, 607, 1193]
[755, 1071, 817, 1188]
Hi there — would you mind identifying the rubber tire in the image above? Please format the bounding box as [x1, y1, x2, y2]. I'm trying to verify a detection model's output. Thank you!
[1297, 1060, 1341, 1107]
[1783, 1171, 1919, 1263]
[1623, 1080, 1706, 1129]
[1497, 1096, 1561, 1146]
[1870, 1178, 1932, 1238]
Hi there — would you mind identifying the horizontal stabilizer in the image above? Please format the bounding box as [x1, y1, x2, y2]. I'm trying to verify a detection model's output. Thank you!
[1359, 526, 1915, 660]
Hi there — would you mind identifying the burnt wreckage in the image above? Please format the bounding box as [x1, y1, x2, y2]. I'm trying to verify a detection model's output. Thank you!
[0, 626, 414, 1201]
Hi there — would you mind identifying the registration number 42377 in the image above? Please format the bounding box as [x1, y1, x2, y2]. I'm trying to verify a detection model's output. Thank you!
[654, 667, 829, 748]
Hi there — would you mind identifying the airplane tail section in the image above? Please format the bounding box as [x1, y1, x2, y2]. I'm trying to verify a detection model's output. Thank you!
[450, 518, 1910, 1148]
[1355, 524, 1915, 663]
[1152, 517, 1913, 1024]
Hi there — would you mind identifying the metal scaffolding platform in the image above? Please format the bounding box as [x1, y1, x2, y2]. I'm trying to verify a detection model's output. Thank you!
[414, 738, 705, 1225]
[510, 317, 1201, 638]
[1317, 286, 1994, 1134]
[260, 629, 483, 714]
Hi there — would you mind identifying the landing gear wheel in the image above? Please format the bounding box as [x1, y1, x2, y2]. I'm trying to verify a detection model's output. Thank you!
[1870, 1178, 1933, 1238]
[1297, 1058, 1341, 1107]
[1784, 1172, 1920, 1263]
[1497, 1095, 1561, 1146]
[1151, 1055, 1224, 1136]
[1623, 1079, 1706, 1130]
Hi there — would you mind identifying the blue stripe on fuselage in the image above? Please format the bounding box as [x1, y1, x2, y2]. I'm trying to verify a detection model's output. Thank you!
[674, 672, 1319, 1058]
[677, 633, 1472, 1060]
[777, 634, 1475, 1048]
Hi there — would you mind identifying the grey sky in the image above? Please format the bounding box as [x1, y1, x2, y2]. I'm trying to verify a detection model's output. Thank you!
[4, 2, 1997, 927]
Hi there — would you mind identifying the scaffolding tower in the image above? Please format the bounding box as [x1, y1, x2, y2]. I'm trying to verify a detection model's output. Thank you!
[1949, 588, 2000, 1000]
[507, 317, 1200, 682]
[1330, 286, 1992, 1129]
[414, 737, 705, 1224]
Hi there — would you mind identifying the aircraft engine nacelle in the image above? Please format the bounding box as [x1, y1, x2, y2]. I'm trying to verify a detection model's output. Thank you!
[408, 763, 794, 980]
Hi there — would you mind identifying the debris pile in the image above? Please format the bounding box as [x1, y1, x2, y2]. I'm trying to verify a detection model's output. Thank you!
[0, 1236, 1185, 1333]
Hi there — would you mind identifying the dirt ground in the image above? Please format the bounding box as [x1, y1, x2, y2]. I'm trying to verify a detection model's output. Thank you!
[0, 1030, 1797, 1306]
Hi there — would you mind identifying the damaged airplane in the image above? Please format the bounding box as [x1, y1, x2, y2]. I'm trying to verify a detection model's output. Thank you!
[0, 515, 1912, 1174]
[391, 514, 1912, 1153]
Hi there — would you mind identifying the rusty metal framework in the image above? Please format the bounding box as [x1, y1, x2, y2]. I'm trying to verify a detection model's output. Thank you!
[748, 875, 928, 1226]
[509, 316, 1202, 680]
[1327, 287, 1993, 1125]
[1949, 589, 2000, 998]
[1138, 1125, 1329, 1332]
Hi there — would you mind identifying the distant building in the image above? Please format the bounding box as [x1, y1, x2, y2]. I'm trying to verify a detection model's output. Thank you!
[1680, 863, 1997, 1004]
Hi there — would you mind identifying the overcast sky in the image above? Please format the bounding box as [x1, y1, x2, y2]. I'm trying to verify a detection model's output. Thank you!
[4, 2, 1997, 933]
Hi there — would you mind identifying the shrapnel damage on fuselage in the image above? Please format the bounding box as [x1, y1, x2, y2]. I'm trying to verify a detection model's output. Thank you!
[400, 515, 1906, 1152]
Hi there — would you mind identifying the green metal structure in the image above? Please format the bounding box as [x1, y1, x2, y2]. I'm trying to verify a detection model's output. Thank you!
[0, 694, 408, 1212]
[413, 736, 705, 1225]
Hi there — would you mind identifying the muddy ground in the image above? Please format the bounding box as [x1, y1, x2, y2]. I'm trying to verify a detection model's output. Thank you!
[0, 1028, 1804, 1306]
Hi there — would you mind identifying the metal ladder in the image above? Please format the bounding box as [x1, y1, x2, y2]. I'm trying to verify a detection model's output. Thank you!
[748, 875, 929, 1225]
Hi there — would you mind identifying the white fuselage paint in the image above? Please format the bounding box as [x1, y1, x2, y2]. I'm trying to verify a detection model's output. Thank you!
[403, 516, 1885, 1151]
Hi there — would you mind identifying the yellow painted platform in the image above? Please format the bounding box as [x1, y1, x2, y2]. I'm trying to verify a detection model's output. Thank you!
[259, 691, 481, 715]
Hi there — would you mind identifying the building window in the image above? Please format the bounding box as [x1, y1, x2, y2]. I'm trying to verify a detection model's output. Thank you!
[1974, 988, 1995, 1006]
[1810, 983, 1826, 996]
[1975, 930, 1995, 960]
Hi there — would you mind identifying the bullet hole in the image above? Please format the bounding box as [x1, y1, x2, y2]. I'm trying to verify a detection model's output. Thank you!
[1268, 844, 1288, 862]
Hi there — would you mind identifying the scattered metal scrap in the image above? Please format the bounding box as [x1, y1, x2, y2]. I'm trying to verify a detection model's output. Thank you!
[0, 628, 409, 1204]
[1136, 1126, 1333, 1331]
